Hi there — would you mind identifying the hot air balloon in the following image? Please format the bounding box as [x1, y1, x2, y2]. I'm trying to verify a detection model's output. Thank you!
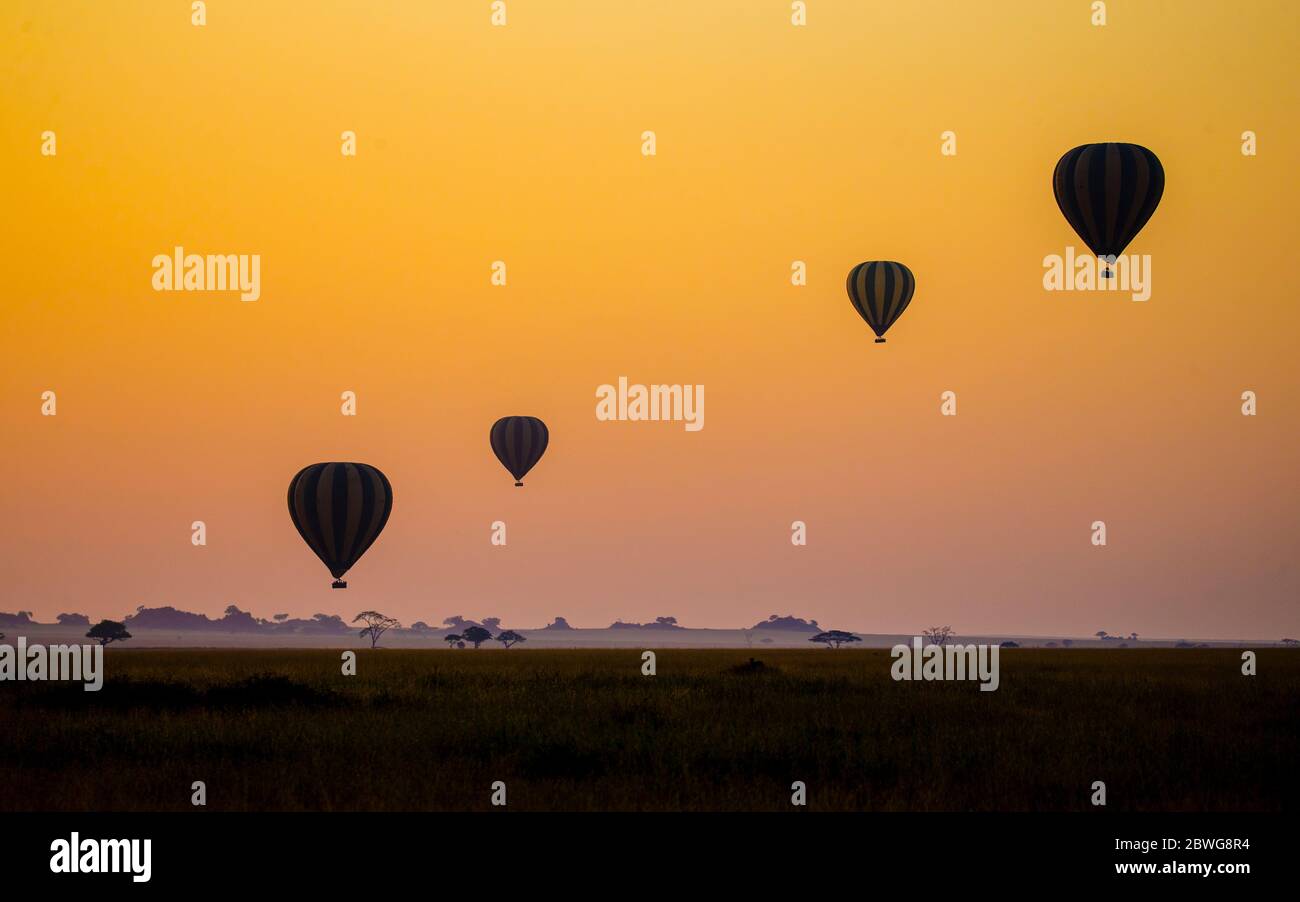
[1052, 142, 1164, 278]
[846, 261, 915, 343]
[490, 416, 549, 486]
[287, 462, 392, 588]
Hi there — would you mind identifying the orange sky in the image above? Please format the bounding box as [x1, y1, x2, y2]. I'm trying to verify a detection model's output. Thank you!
[2, 1, 1297, 637]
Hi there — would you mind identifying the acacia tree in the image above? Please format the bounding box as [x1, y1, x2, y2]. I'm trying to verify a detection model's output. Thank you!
[462, 625, 492, 648]
[444, 633, 463, 648]
[353, 611, 400, 648]
[810, 630, 861, 649]
[86, 620, 132, 647]
[922, 626, 954, 647]
[496, 630, 527, 648]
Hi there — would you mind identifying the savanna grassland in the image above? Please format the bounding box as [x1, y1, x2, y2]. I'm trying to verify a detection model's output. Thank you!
[1, 649, 1295, 811]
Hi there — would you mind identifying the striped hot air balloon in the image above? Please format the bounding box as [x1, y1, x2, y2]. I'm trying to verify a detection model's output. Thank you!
[1052, 142, 1164, 278]
[287, 462, 393, 589]
[846, 261, 916, 344]
[490, 416, 549, 486]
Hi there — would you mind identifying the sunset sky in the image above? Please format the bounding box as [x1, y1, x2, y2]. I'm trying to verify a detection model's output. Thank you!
[2, 1, 1297, 638]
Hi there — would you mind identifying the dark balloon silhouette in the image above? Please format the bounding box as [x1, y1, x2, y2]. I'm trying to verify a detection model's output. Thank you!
[846, 261, 915, 343]
[490, 416, 549, 486]
[287, 462, 393, 588]
[1052, 142, 1164, 278]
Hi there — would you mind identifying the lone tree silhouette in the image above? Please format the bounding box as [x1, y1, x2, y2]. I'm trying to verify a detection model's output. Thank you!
[922, 626, 955, 647]
[462, 625, 492, 648]
[495, 630, 527, 648]
[353, 611, 400, 648]
[86, 620, 132, 647]
[444, 633, 464, 648]
[810, 630, 861, 649]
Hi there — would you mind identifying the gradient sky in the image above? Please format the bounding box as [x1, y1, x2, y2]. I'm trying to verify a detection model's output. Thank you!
[2, 1, 1297, 638]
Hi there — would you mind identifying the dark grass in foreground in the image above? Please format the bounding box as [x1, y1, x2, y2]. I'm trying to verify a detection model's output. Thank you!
[1, 649, 1295, 811]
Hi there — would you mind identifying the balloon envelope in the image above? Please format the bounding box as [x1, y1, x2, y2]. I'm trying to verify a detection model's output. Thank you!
[491, 416, 549, 486]
[846, 261, 915, 343]
[287, 462, 392, 588]
[1052, 142, 1164, 264]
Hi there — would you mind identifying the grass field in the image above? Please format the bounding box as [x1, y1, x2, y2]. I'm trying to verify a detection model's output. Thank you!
[1, 649, 1295, 811]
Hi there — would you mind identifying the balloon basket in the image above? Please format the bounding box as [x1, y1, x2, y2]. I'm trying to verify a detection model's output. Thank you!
[874, 338, 886, 344]
[515, 481, 524, 487]
[331, 579, 347, 589]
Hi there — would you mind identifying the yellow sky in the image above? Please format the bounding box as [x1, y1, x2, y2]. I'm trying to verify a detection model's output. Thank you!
[1, 1, 1297, 637]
